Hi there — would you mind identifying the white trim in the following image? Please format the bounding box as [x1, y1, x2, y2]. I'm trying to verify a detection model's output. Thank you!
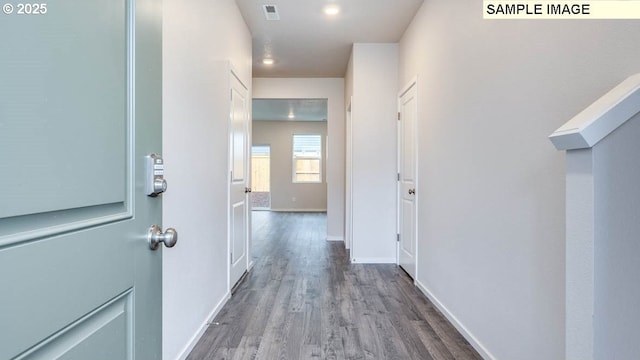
[396, 92, 401, 266]
[345, 96, 354, 252]
[229, 64, 248, 91]
[270, 208, 327, 212]
[326, 236, 344, 242]
[550, 73, 640, 150]
[174, 292, 231, 360]
[399, 75, 418, 98]
[414, 280, 495, 360]
[565, 149, 595, 360]
[351, 257, 396, 264]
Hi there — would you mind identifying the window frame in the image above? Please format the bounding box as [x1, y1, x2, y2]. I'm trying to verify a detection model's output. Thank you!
[292, 134, 322, 184]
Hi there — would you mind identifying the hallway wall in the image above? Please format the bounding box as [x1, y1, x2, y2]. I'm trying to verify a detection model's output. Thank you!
[398, 1, 640, 359]
[345, 44, 399, 263]
[591, 113, 640, 359]
[162, 0, 252, 359]
[252, 120, 328, 211]
[253, 78, 345, 240]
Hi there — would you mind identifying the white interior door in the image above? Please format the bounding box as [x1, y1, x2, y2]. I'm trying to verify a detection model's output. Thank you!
[398, 81, 418, 279]
[229, 72, 250, 289]
[0, 0, 164, 359]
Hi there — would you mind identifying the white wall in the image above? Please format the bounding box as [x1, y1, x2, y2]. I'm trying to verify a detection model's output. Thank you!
[346, 44, 398, 263]
[398, 0, 640, 358]
[253, 78, 345, 240]
[593, 113, 640, 359]
[252, 120, 328, 211]
[162, 0, 251, 359]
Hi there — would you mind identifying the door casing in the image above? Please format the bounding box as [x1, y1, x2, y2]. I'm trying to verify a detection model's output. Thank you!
[345, 98, 354, 254]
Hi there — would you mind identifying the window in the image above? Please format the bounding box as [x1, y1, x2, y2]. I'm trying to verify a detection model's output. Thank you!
[292, 134, 322, 183]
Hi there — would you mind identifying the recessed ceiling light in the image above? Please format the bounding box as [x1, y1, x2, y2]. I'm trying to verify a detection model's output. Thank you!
[324, 5, 340, 15]
[263, 58, 274, 65]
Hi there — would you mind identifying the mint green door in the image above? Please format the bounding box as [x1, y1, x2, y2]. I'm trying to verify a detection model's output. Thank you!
[0, 1, 163, 359]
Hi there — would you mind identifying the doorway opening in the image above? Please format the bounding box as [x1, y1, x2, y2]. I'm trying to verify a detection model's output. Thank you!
[251, 145, 271, 210]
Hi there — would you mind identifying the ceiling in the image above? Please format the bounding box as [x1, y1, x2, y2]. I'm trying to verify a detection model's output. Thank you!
[253, 99, 328, 121]
[236, 0, 424, 78]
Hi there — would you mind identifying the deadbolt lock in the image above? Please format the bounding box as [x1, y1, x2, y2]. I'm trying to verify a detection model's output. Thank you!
[146, 153, 167, 197]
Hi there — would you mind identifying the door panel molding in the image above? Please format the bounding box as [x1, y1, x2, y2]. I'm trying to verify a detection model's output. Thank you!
[0, 0, 136, 249]
[14, 290, 133, 360]
[231, 201, 246, 265]
[0, 203, 131, 249]
[0, 0, 132, 219]
[0, 225, 134, 359]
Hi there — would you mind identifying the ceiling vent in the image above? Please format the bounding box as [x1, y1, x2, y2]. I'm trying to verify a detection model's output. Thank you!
[262, 4, 280, 21]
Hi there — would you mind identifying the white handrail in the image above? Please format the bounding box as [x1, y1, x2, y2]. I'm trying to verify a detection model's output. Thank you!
[550, 73, 640, 150]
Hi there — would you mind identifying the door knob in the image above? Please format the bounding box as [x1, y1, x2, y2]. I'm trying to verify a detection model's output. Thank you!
[408, 188, 415, 195]
[148, 225, 178, 250]
[245, 187, 252, 193]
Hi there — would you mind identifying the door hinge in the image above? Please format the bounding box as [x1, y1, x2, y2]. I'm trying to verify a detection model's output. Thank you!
[397, 233, 400, 242]
[397, 112, 401, 121]
[230, 252, 233, 263]
[397, 173, 400, 181]
[230, 89, 233, 100]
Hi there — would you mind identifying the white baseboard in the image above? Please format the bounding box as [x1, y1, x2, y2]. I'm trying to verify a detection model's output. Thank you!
[175, 292, 231, 360]
[326, 236, 344, 241]
[414, 279, 495, 360]
[351, 257, 396, 264]
[270, 209, 327, 212]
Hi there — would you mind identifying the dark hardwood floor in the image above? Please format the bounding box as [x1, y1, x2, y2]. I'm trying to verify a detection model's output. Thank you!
[187, 212, 483, 360]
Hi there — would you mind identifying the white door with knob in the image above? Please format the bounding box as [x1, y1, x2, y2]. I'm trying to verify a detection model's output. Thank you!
[229, 72, 250, 290]
[0, 1, 171, 358]
[398, 80, 418, 279]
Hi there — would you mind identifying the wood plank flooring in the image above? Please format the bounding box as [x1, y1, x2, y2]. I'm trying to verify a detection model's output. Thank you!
[187, 212, 483, 360]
